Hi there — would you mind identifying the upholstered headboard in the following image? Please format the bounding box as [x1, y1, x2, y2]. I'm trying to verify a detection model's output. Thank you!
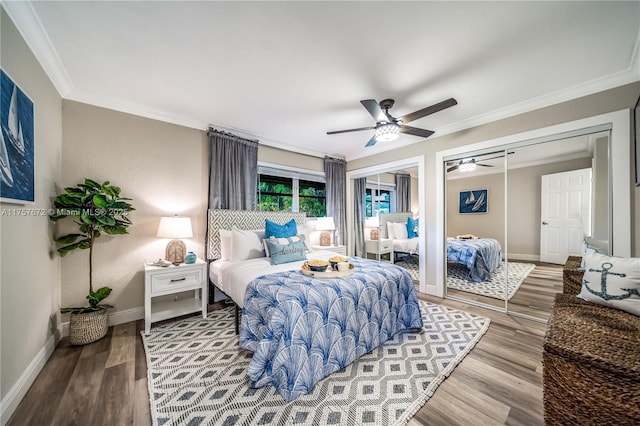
[379, 212, 413, 239]
[206, 209, 307, 260]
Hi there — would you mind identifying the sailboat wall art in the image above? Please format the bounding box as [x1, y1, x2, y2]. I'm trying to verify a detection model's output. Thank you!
[1, 69, 35, 204]
[459, 189, 488, 214]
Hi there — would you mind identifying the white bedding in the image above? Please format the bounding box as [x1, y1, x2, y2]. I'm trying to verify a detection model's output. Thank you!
[209, 249, 339, 307]
[393, 237, 419, 254]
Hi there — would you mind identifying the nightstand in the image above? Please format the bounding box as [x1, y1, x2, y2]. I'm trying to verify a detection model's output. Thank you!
[311, 245, 347, 255]
[144, 259, 207, 335]
[365, 239, 393, 262]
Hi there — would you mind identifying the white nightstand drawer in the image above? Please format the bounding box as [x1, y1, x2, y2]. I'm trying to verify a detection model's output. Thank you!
[151, 268, 203, 293]
[379, 241, 392, 252]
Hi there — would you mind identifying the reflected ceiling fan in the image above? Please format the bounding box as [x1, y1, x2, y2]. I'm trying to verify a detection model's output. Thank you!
[447, 152, 514, 173]
[327, 98, 457, 147]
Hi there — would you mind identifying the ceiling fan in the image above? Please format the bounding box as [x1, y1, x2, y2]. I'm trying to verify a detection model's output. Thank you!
[327, 98, 457, 147]
[447, 152, 514, 173]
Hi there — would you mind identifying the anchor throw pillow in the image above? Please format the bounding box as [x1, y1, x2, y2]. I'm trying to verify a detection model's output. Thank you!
[578, 251, 640, 316]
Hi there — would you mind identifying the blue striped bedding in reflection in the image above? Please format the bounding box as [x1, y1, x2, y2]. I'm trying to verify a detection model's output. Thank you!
[447, 238, 502, 282]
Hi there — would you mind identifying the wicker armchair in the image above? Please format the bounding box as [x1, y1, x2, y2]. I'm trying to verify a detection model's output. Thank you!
[542, 257, 640, 425]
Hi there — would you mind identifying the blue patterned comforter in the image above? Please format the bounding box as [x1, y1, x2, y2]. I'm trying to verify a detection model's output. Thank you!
[239, 257, 423, 401]
[447, 238, 502, 282]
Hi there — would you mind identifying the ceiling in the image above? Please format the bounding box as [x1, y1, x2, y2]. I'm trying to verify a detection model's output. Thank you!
[5, 1, 639, 161]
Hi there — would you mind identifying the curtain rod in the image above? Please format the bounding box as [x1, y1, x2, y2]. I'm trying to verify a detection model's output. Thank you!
[208, 126, 259, 143]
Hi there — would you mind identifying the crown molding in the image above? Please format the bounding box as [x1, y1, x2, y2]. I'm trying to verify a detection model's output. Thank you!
[3, 1, 73, 96]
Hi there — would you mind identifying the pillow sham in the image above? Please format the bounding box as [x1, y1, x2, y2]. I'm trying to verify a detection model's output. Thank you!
[230, 228, 265, 262]
[219, 229, 232, 261]
[578, 251, 640, 316]
[406, 217, 419, 239]
[386, 222, 396, 239]
[265, 236, 307, 265]
[265, 218, 298, 238]
[393, 222, 408, 240]
[263, 234, 309, 257]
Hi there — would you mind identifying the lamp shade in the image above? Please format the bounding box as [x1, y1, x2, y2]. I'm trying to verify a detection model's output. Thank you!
[364, 216, 379, 228]
[156, 216, 193, 239]
[315, 217, 335, 231]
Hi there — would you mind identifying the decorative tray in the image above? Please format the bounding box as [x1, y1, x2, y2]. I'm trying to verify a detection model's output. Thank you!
[301, 262, 354, 278]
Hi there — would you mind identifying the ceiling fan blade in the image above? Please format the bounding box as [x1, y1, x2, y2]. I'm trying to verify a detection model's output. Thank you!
[360, 99, 389, 123]
[327, 126, 376, 135]
[365, 135, 378, 147]
[399, 125, 435, 138]
[447, 165, 460, 172]
[398, 98, 458, 124]
[477, 163, 495, 168]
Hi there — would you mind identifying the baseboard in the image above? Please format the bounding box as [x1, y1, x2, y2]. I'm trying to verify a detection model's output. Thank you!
[61, 306, 145, 337]
[0, 335, 56, 425]
[507, 253, 540, 262]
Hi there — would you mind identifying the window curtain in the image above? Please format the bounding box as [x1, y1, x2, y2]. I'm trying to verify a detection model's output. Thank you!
[208, 128, 259, 210]
[395, 173, 411, 213]
[324, 156, 346, 246]
[353, 177, 367, 257]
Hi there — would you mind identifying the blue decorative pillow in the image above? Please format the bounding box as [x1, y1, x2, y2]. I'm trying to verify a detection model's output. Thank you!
[265, 236, 307, 265]
[406, 217, 419, 239]
[265, 219, 298, 238]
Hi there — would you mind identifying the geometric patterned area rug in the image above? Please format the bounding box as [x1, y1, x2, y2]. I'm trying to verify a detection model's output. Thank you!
[447, 261, 536, 301]
[142, 300, 490, 426]
[395, 259, 420, 281]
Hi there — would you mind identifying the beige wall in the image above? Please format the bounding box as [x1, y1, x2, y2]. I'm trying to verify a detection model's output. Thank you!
[447, 158, 593, 258]
[0, 9, 63, 413]
[61, 101, 323, 313]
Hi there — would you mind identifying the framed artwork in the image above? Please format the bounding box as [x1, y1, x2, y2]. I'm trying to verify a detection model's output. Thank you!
[1, 69, 35, 204]
[459, 189, 488, 214]
[635, 95, 640, 186]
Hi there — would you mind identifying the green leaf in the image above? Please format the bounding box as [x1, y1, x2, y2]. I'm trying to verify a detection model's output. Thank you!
[84, 178, 101, 189]
[93, 194, 107, 208]
[87, 287, 112, 307]
[57, 239, 92, 256]
[55, 234, 85, 244]
[96, 215, 115, 226]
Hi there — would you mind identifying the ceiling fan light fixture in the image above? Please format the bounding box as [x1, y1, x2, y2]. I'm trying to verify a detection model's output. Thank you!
[375, 123, 400, 142]
[459, 161, 476, 172]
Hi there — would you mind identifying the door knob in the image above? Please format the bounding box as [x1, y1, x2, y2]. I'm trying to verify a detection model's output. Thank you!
[542, 221, 548, 225]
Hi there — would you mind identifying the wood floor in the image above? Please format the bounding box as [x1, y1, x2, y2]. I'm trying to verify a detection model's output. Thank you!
[8, 264, 561, 426]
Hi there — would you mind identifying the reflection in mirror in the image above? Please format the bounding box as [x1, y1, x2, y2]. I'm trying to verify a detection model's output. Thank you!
[444, 130, 611, 321]
[445, 150, 507, 311]
[507, 131, 610, 320]
[359, 169, 421, 287]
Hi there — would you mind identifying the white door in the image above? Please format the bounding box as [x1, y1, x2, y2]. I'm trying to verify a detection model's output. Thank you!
[540, 168, 592, 264]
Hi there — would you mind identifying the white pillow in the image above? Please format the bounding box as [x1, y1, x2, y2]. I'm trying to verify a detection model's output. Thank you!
[393, 222, 408, 240]
[230, 228, 265, 262]
[219, 229, 232, 261]
[386, 222, 396, 239]
[578, 251, 640, 316]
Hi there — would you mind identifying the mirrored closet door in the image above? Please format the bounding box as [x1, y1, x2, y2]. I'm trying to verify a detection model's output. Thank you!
[444, 129, 611, 321]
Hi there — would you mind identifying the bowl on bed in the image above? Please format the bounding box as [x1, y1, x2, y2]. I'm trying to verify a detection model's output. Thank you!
[329, 256, 348, 271]
[307, 259, 329, 272]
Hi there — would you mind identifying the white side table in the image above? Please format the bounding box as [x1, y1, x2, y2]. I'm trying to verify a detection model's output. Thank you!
[144, 258, 207, 335]
[310, 245, 347, 255]
[365, 239, 394, 262]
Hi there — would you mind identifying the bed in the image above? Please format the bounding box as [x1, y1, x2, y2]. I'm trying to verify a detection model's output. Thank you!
[378, 212, 502, 281]
[446, 237, 502, 282]
[379, 212, 419, 261]
[206, 209, 424, 401]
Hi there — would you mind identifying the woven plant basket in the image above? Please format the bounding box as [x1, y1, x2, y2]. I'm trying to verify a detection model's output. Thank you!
[69, 309, 108, 345]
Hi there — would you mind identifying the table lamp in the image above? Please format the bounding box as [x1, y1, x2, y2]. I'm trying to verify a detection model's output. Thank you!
[316, 217, 335, 246]
[365, 216, 379, 240]
[157, 215, 193, 265]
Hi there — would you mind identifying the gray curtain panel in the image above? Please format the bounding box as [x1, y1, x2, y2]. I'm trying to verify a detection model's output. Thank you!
[208, 129, 258, 210]
[324, 156, 347, 246]
[396, 173, 411, 213]
[353, 177, 367, 257]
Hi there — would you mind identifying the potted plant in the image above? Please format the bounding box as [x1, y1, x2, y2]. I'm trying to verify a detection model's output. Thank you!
[50, 178, 134, 345]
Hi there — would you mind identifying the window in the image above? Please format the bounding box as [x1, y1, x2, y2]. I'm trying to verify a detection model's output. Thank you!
[365, 188, 391, 217]
[257, 165, 326, 217]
